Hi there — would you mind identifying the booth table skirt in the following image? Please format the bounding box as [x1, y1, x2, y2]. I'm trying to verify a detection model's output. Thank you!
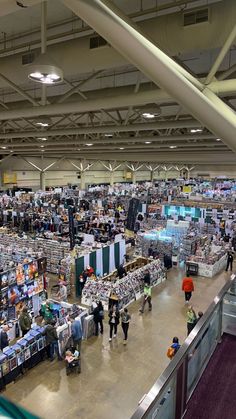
[0, 348, 47, 391]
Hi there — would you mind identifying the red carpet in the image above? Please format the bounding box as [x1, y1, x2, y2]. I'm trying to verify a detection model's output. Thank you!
[184, 334, 236, 419]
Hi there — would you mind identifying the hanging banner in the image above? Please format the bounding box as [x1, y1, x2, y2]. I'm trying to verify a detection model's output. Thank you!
[126, 198, 140, 231]
[68, 206, 75, 250]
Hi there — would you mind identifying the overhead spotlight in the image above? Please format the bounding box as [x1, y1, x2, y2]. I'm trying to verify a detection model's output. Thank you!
[216, 138, 221, 141]
[1, 146, 7, 149]
[142, 112, 155, 119]
[190, 128, 203, 133]
[28, 53, 63, 85]
[86, 143, 93, 146]
[119, 147, 124, 150]
[37, 137, 48, 141]
[104, 134, 113, 137]
[141, 105, 161, 119]
[169, 145, 177, 149]
[35, 116, 51, 127]
[145, 141, 152, 144]
[40, 145, 44, 148]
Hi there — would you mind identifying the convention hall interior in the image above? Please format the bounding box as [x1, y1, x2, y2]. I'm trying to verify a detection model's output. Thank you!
[0, 0, 235, 419]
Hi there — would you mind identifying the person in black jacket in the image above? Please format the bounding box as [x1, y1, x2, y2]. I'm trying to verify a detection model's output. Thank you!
[117, 264, 127, 279]
[0, 325, 9, 350]
[108, 305, 120, 342]
[143, 269, 151, 285]
[226, 251, 234, 272]
[91, 301, 104, 336]
[43, 320, 59, 361]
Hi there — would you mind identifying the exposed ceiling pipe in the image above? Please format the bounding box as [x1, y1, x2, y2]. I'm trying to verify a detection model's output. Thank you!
[0, 120, 203, 139]
[61, 0, 236, 152]
[1, 133, 215, 146]
[205, 23, 236, 85]
[218, 64, 236, 81]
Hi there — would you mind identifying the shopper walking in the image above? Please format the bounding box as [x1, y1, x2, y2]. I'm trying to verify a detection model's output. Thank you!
[139, 283, 152, 313]
[43, 320, 60, 361]
[91, 301, 104, 336]
[182, 273, 194, 303]
[19, 306, 32, 336]
[121, 308, 131, 345]
[225, 251, 234, 272]
[70, 317, 83, 353]
[108, 305, 120, 342]
[186, 306, 197, 335]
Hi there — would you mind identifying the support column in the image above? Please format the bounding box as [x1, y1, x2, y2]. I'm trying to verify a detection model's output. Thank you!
[80, 171, 86, 190]
[132, 171, 136, 184]
[40, 171, 45, 191]
[150, 170, 154, 183]
[110, 171, 114, 186]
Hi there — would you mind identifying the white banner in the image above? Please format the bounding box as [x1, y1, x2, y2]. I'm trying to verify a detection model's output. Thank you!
[83, 253, 90, 270]
[96, 248, 103, 276]
[119, 239, 126, 265]
[109, 243, 116, 273]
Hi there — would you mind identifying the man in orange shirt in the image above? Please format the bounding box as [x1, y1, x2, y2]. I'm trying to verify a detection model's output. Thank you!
[182, 273, 194, 303]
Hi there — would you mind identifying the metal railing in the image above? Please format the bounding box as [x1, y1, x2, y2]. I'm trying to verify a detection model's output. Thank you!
[131, 273, 236, 419]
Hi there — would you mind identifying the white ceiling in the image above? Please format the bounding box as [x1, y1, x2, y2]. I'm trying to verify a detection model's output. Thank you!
[0, 0, 235, 166]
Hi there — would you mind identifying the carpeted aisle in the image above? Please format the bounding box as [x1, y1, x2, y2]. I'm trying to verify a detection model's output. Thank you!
[184, 334, 236, 419]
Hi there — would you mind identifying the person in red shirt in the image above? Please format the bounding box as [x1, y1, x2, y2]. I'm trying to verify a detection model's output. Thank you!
[86, 265, 94, 277]
[182, 273, 194, 303]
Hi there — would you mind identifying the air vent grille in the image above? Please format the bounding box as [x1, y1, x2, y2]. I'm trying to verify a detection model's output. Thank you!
[22, 52, 35, 65]
[90, 35, 107, 49]
[184, 8, 209, 26]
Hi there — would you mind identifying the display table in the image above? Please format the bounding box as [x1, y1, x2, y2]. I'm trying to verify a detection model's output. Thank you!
[81, 259, 166, 310]
[187, 254, 227, 278]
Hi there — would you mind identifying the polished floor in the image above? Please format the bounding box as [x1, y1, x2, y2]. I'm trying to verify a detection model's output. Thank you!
[4, 265, 232, 419]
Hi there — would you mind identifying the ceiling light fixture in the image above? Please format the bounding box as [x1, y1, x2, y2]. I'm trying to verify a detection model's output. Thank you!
[169, 145, 177, 149]
[86, 143, 93, 146]
[104, 134, 113, 137]
[37, 137, 47, 141]
[1, 146, 7, 149]
[28, 0, 63, 85]
[35, 116, 51, 127]
[119, 147, 124, 150]
[190, 128, 203, 133]
[216, 138, 221, 141]
[145, 141, 152, 144]
[40, 145, 44, 148]
[29, 64, 63, 84]
[142, 112, 155, 119]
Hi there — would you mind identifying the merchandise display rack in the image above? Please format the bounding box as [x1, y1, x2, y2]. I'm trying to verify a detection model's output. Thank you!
[81, 259, 166, 310]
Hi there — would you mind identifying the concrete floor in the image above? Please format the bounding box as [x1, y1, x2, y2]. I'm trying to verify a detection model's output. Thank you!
[4, 265, 232, 419]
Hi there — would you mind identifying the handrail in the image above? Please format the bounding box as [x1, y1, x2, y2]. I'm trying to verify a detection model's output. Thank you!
[131, 273, 236, 419]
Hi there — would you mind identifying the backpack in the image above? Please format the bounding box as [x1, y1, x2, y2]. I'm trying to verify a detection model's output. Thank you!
[167, 346, 175, 359]
[99, 310, 104, 319]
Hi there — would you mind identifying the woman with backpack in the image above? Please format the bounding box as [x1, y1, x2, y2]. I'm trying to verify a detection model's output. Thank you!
[91, 301, 104, 336]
